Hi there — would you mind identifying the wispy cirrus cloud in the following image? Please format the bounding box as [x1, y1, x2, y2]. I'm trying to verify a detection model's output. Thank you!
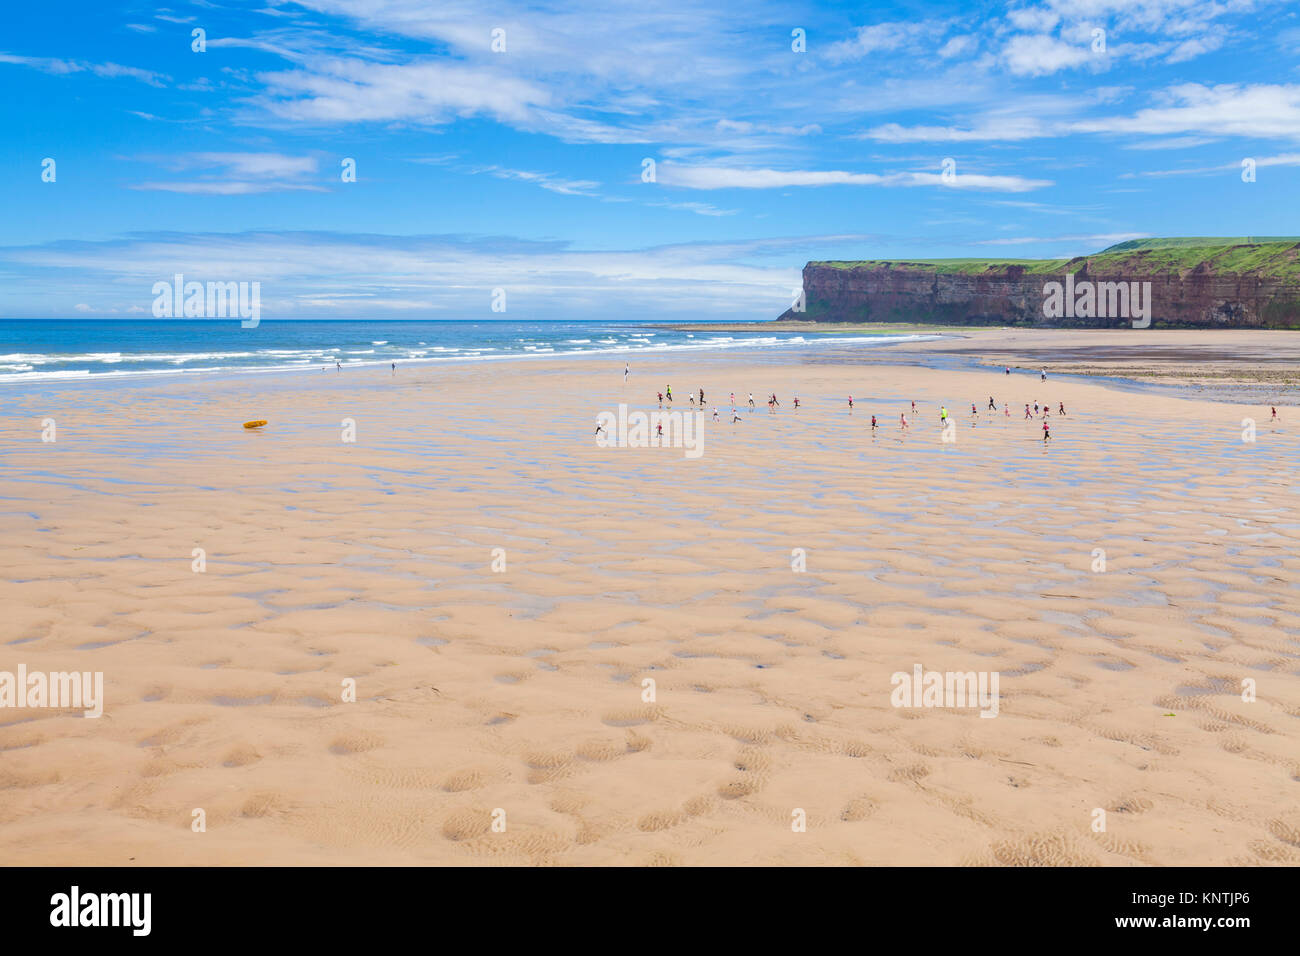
[825, 21, 942, 63]
[647, 200, 738, 217]
[251, 58, 555, 128]
[0, 52, 169, 86]
[862, 83, 1300, 145]
[130, 152, 325, 195]
[978, 232, 1150, 246]
[1123, 152, 1300, 178]
[471, 165, 601, 196]
[658, 164, 1052, 192]
[0, 230, 862, 319]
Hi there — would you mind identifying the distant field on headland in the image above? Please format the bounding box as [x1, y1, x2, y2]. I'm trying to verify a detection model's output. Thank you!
[809, 237, 1300, 279]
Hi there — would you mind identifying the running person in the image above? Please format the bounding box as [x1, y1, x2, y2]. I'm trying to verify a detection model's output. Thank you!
[1043, 421, 1051, 442]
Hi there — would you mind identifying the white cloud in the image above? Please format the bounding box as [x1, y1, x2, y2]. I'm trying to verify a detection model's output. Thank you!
[978, 232, 1149, 245]
[1, 231, 867, 319]
[1126, 152, 1300, 178]
[0, 53, 169, 86]
[826, 22, 937, 62]
[1167, 35, 1224, 62]
[1072, 83, 1300, 140]
[864, 117, 1050, 142]
[472, 166, 601, 196]
[1007, 8, 1058, 32]
[130, 181, 326, 195]
[937, 35, 978, 59]
[862, 83, 1300, 145]
[646, 201, 738, 216]
[193, 153, 319, 178]
[252, 59, 553, 128]
[658, 164, 1051, 192]
[129, 153, 324, 194]
[1002, 34, 1098, 76]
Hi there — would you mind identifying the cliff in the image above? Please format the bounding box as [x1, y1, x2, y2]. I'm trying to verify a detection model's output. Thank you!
[781, 238, 1300, 328]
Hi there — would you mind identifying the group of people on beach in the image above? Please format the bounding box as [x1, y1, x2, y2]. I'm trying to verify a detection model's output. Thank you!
[618, 363, 1284, 445]
[655, 385, 785, 423]
[649, 377, 1073, 441]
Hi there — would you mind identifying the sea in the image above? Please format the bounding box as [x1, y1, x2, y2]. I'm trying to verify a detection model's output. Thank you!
[0, 320, 938, 385]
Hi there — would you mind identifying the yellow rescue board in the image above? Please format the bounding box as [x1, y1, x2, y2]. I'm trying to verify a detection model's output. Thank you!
[243, 420, 268, 429]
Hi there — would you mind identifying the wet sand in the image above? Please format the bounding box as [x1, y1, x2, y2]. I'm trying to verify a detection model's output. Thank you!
[1, 335, 1298, 865]
[675, 326, 1300, 403]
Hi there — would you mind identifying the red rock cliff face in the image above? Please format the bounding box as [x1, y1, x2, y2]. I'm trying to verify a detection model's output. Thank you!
[782, 262, 1300, 328]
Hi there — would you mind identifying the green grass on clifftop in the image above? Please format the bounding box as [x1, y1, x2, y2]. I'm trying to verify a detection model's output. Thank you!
[811, 237, 1300, 280]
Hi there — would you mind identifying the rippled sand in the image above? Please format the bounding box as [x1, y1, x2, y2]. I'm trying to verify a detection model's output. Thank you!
[1, 339, 1298, 865]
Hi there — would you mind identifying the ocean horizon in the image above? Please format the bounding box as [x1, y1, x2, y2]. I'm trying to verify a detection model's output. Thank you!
[0, 319, 938, 385]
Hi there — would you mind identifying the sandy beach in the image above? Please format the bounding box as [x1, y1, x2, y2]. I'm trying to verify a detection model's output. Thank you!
[1, 329, 1298, 866]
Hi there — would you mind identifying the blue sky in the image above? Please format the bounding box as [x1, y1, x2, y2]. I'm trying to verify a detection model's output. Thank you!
[1, 0, 1298, 319]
